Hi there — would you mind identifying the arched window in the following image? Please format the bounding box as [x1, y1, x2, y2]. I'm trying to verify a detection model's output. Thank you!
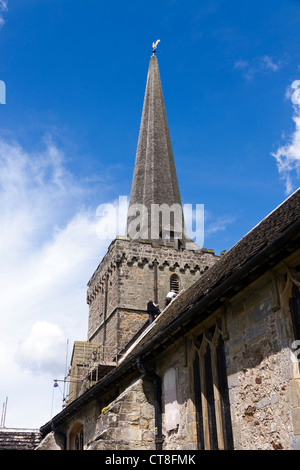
[192, 323, 234, 450]
[170, 274, 180, 293]
[68, 422, 84, 450]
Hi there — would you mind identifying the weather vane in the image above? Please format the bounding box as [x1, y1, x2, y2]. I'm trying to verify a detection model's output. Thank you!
[152, 39, 160, 55]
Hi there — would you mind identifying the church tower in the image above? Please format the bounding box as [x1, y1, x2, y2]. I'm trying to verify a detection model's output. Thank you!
[85, 48, 218, 361]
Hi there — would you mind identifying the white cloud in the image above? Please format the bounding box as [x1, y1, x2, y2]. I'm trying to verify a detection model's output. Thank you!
[205, 213, 235, 236]
[271, 80, 300, 194]
[0, 0, 7, 28]
[0, 137, 112, 427]
[234, 55, 284, 81]
[17, 321, 66, 376]
[205, 216, 235, 236]
[262, 55, 280, 72]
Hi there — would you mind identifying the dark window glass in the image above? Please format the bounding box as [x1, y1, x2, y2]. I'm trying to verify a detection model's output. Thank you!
[193, 351, 204, 450]
[216, 335, 234, 450]
[204, 343, 218, 450]
[193, 328, 234, 450]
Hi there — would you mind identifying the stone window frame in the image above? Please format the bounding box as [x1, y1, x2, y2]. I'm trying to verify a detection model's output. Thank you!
[280, 267, 300, 373]
[290, 284, 300, 345]
[192, 319, 234, 450]
[272, 265, 300, 438]
[67, 421, 84, 450]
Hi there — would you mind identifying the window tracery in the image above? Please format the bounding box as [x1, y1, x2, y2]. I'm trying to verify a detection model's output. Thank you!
[192, 322, 233, 450]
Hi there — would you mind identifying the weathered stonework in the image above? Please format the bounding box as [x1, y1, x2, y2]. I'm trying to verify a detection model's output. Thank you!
[35, 431, 63, 451]
[157, 342, 197, 450]
[87, 378, 155, 450]
[223, 271, 300, 450]
[37, 46, 300, 452]
[87, 236, 218, 355]
[80, 268, 300, 450]
[39, 247, 300, 450]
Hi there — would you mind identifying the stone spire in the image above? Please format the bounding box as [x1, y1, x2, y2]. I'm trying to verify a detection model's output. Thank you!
[127, 53, 188, 246]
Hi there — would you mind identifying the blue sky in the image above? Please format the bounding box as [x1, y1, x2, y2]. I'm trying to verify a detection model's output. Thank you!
[0, 0, 300, 428]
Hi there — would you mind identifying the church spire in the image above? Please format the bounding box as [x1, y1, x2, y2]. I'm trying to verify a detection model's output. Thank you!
[127, 49, 188, 246]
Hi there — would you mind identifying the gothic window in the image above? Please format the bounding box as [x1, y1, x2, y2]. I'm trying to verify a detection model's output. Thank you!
[193, 323, 234, 450]
[68, 422, 84, 450]
[170, 274, 180, 293]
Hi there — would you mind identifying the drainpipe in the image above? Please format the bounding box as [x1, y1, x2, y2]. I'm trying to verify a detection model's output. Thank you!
[153, 260, 158, 305]
[136, 357, 163, 450]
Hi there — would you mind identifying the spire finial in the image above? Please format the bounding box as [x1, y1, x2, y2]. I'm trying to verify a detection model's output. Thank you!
[152, 39, 160, 55]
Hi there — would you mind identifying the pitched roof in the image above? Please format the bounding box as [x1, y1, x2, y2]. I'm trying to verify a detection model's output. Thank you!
[40, 188, 300, 436]
[130, 187, 300, 352]
[0, 429, 41, 450]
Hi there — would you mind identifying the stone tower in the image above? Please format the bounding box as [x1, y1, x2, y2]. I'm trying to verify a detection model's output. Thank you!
[86, 52, 218, 360]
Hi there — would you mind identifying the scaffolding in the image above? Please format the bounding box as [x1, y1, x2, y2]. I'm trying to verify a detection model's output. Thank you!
[54, 319, 151, 410]
[79, 343, 119, 382]
[59, 342, 123, 407]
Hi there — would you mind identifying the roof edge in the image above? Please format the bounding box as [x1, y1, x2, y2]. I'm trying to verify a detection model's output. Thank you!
[40, 212, 300, 437]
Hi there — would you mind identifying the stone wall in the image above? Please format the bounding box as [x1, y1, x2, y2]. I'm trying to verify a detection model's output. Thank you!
[156, 342, 197, 450]
[87, 236, 218, 355]
[142, 272, 300, 450]
[118, 310, 148, 350]
[225, 274, 300, 450]
[45, 268, 300, 450]
[61, 400, 101, 450]
[87, 378, 155, 450]
[36, 431, 64, 450]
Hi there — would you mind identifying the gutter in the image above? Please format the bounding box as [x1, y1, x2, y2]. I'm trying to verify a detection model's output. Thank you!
[40, 217, 300, 437]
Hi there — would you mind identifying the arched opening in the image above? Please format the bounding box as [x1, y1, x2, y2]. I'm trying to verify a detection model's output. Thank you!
[192, 324, 234, 450]
[170, 274, 180, 294]
[68, 422, 84, 450]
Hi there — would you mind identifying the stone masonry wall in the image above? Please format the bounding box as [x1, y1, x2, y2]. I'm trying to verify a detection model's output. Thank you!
[87, 237, 218, 353]
[225, 274, 299, 450]
[114, 272, 299, 451]
[118, 310, 148, 350]
[47, 268, 300, 450]
[87, 378, 155, 450]
[156, 341, 197, 450]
